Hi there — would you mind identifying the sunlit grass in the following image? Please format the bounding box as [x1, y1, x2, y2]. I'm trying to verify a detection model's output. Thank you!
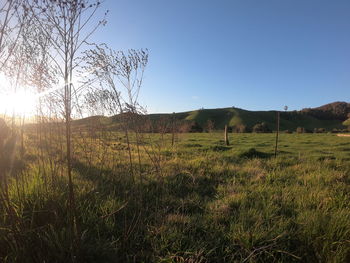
[1, 131, 350, 262]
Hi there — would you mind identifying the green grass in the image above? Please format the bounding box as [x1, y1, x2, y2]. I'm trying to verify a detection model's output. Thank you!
[1, 132, 350, 262]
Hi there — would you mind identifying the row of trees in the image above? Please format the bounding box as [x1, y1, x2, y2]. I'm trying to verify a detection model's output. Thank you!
[98, 114, 350, 134]
[205, 119, 350, 134]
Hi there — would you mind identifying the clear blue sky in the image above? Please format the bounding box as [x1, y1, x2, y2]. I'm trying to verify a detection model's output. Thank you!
[93, 0, 350, 113]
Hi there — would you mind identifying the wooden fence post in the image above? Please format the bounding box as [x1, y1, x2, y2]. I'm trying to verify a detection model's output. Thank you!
[274, 111, 280, 158]
[224, 125, 229, 146]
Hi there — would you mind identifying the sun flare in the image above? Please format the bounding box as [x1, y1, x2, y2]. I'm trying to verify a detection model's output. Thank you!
[0, 90, 37, 116]
[0, 73, 38, 117]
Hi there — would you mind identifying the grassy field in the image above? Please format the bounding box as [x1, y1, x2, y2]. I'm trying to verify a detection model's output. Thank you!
[1, 131, 350, 262]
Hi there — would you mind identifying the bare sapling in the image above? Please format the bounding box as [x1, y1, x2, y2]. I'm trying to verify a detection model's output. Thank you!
[0, 0, 27, 71]
[27, 0, 107, 259]
[0, 0, 30, 233]
[82, 45, 149, 182]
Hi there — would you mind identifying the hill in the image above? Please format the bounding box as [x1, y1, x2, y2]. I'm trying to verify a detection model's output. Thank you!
[146, 103, 348, 132]
[300, 101, 350, 120]
[73, 102, 350, 132]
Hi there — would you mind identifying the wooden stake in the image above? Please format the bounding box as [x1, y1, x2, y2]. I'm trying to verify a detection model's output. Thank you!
[171, 112, 175, 146]
[274, 111, 280, 158]
[224, 125, 229, 146]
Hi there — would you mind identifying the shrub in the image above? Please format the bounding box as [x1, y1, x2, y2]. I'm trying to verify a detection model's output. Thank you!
[296, 127, 305, 134]
[331, 128, 341, 133]
[205, 119, 215, 133]
[343, 118, 350, 129]
[233, 124, 249, 133]
[314, 128, 326, 133]
[189, 121, 203, 133]
[252, 122, 271, 133]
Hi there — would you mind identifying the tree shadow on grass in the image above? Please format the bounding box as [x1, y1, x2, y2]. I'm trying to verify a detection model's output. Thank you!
[71, 158, 224, 262]
[72, 158, 219, 212]
[71, 159, 163, 261]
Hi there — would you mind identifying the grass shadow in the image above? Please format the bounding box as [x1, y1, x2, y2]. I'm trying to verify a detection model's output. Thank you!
[238, 148, 273, 159]
[210, 145, 232, 151]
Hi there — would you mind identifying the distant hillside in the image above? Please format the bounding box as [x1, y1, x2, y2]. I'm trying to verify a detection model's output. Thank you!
[300, 101, 350, 120]
[73, 102, 350, 132]
[176, 108, 345, 131]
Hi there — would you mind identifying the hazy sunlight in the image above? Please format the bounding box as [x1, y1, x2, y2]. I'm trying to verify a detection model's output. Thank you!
[0, 74, 37, 116]
[0, 90, 37, 116]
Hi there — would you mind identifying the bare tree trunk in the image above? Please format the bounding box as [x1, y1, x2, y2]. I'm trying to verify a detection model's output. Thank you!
[274, 111, 280, 158]
[224, 125, 229, 146]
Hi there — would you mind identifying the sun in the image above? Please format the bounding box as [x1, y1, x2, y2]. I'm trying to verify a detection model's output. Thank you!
[0, 90, 37, 116]
[0, 74, 37, 117]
